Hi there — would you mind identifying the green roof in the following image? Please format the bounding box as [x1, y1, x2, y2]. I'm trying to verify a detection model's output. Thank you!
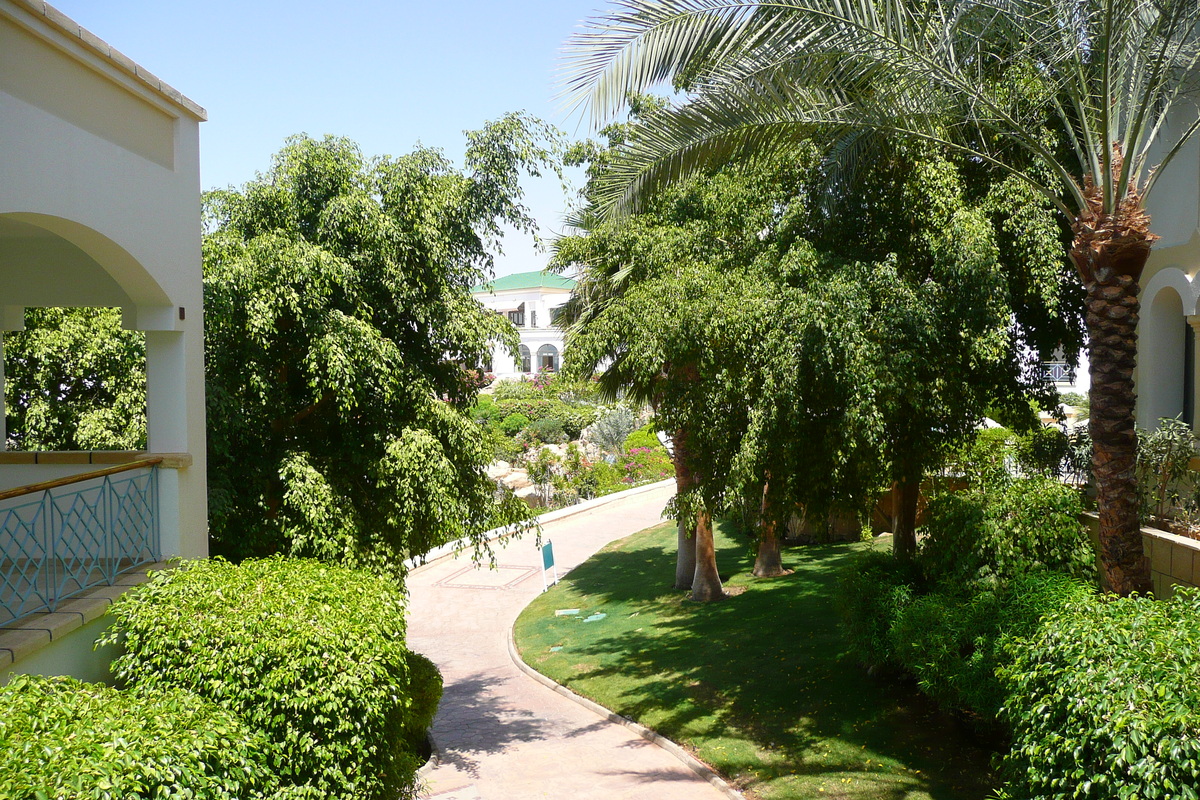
[471, 270, 576, 294]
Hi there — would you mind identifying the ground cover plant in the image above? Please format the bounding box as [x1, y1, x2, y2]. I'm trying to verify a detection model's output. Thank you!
[103, 557, 433, 800]
[514, 521, 996, 799]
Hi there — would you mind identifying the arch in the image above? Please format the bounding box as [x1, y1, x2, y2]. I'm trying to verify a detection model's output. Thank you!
[1141, 267, 1198, 316]
[0, 212, 170, 307]
[518, 344, 531, 374]
[537, 344, 559, 372]
[1139, 283, 1190, 429]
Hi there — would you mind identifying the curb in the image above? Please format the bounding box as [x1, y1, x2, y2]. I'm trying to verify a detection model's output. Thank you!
[407, 478, 675, 571]
[506, 628, 746, 800]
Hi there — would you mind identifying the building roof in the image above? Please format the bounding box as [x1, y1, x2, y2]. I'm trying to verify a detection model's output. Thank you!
[9, 0, 207, 120]
[471, 270, 576, 294]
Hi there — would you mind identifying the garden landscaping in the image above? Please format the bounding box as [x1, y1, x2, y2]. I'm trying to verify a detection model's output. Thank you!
[513, 521, 997, 799]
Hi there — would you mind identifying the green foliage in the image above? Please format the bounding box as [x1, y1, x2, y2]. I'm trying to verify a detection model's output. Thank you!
[498, 412, 530, 437]
[492, 379, 539, 401]
[920, 476, 1095, 588]
[1136, 417, 1197, 523]
[1000, 589, 1200, 799]
[1013, 425, 1069, 477]
[586, 406, 636, 454]
[3, 307, 146, 451]
[835, 550, 922, 669]
[526, 416, 567, 444]
[495, 399, 597, 439]
[889, 573, 1093, 720]
[622, 425, 662, 452]
[469, 395, 505, 428]
[401, 652, 443, 751]
[102, 557, 428, 800]
[202, 122, 552, 571]
[0, 674, 278, 800]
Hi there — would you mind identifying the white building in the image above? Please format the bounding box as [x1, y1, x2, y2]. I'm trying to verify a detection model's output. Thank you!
[0, 0, 206, 681]
[471, 270, 576, 378]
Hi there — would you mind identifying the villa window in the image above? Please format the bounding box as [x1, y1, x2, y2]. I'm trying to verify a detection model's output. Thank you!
[508, 303, 525, 328]
[531, 309, 537, 328]
[519, 344, 531, 373]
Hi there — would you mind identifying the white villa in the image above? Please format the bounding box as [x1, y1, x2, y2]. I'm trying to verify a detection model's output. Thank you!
[471, 270, 576, 378]
[0, 0, 207, 681]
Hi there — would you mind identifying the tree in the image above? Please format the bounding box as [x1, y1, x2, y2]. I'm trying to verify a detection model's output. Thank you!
[4, 307, 146, 451]
[563, 0, 1200, 594]
[203, 116, 557, 578]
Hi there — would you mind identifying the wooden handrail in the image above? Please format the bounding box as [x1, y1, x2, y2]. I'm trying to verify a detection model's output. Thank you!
[0, 458, 164, 502]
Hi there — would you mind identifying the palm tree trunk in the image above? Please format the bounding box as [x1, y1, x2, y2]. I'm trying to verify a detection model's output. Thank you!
[1076, 247, 1153, 595]
[1069, 165, 1155, 597]
[690, 507, 725, 601]
[753, 480, 787, 577]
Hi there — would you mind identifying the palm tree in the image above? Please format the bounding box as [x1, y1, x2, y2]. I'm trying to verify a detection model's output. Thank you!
[562, 0, 1200, 595]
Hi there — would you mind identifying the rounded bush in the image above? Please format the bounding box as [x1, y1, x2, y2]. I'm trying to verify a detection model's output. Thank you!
[835, 550, 922, 669]
[1000, 589, 1200, 799]
[526, 416, 567, 443]
[0, 674, 278, 800]
[103, 557, 422, 800]
[499, 412, 531, 436]
[402, 651, 444, 749]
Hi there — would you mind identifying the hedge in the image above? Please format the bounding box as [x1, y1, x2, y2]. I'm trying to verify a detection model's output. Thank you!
[0, 674, 278, 800]
[103, 557, 424, 800]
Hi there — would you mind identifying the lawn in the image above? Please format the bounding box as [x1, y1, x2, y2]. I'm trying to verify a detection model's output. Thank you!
[513, 521, 998, 799]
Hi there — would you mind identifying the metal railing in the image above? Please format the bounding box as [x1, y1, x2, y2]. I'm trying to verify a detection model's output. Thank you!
[0, 459, 161, 626]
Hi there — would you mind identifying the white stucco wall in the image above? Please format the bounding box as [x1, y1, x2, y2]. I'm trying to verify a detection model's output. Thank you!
[0, 1, 208, 559]
[473, 285, 572, 377]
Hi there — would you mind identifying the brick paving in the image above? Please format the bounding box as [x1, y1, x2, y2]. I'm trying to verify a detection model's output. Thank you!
[407, 484, 731, 800]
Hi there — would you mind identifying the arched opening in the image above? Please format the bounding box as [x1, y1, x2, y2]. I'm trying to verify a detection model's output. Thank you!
[537, 344, 559, 372]
[518, 345, 531, 374]
[1140, 285, 1189, 429]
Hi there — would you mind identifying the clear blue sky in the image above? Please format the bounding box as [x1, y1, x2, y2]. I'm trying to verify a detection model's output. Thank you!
[50, 0, 609, 276]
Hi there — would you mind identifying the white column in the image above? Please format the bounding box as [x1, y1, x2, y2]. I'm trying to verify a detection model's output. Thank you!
[1187, 315, 1200, 432]
[144, 330, 187, 453]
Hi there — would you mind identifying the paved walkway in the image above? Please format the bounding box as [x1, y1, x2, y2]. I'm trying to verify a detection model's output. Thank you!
[407, 484, 730, 800]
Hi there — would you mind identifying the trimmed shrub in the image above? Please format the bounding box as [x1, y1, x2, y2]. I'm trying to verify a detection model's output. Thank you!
[492, 379, 539, 401]
[496, 399, 597, 439]
[919, 475, 1095, 587]
[499, 412, 531, 436]
[1000, 589, 1200, 799]
[402, 652, 443, 751]
[526, 416, 567, 444]
[0, 674, 278, 800]
[103, 557, 423, 800]
[889, 573, 1094, 720]
[835, 550, 922, 669]
[623, 425, 663, 452]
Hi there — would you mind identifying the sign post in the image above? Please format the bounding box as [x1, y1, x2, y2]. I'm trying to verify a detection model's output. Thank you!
[541, 541, 557, 592]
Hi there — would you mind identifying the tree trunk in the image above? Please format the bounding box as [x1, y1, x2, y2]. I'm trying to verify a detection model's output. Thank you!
[672, 429, 696, 590]
[675, 518, 696, 589]
[753, 482, 787, 577]
[1070, 160, 1155, 596]
[891, 478, 920, 560]
[690, 507, 725, 601]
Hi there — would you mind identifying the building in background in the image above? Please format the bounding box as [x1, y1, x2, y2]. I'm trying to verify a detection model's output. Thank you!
[471, 270, 576, 378]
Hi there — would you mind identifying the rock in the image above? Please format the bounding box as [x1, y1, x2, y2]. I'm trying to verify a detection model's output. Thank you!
[486, 461, 512, 480]
[503, 469, 532, 490]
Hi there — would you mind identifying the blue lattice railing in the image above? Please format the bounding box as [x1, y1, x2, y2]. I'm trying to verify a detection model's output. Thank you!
[0, 460, 160, 626]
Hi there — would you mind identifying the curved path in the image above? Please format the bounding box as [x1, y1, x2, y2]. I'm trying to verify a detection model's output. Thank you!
[408, 484, 730, 800]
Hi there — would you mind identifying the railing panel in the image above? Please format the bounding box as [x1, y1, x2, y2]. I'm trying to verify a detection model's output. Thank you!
[0, 466, 158, 626]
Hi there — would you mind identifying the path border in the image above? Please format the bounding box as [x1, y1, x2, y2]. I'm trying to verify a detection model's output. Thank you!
[506, 629, 745, 800]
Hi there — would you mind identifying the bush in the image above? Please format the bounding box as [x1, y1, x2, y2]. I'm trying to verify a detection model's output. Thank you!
[486, 426, 523, 462]
[0, 674, 278, 800]
[999, 589, 1200, 799]
[920, 475, 1095, 588]
[835, 550, 922, 669]
[470, 396, 504, 428]
[496, 399, 597, 439]
[1013, 425, 1069, 476]
[402, 652, 443, 750]
[586, 406, 637, 454]
[623, 425, 663, 452]
[526, 416, 567, 444]
[889, 573, 1094, 720]
[103, 558, 426, 800]
[499, 412, 531, 436]
[492, 379, 539, 401]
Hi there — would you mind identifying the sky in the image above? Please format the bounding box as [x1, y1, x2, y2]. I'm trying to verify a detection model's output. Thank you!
[49, 0, 613, 277]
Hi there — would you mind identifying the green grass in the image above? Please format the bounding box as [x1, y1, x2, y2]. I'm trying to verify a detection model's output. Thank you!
[514, 521, 997, 800]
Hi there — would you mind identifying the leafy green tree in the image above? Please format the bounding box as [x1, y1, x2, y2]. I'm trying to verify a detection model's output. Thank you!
[563, 0, 1200, 594]
[4, 307, 145, 451]
[203, 117, 557, 577]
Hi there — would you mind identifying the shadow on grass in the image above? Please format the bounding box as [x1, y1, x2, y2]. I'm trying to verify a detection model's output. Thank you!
[516, 523, 997, 800]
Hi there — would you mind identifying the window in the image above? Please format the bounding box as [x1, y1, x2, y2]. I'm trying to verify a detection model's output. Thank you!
[537, 344, 559, 372]
[518, 344, 531, 373]
[530, 309, 538, 328]
[508, 303, 525, 328]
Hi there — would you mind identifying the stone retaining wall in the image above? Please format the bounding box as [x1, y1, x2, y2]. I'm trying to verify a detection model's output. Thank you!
[1082, 513, 1200, 597]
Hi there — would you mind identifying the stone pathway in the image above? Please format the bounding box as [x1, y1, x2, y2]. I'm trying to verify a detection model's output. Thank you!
[407, 484, 732, 800]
